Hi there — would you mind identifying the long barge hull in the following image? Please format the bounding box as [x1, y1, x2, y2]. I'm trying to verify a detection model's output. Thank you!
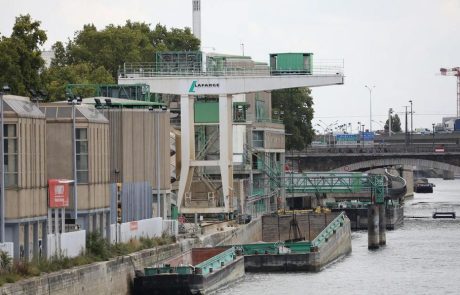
[133, 256, 244, 295]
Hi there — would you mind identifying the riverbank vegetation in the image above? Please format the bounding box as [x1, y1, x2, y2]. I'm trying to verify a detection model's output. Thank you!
[0, 232, 175, 286]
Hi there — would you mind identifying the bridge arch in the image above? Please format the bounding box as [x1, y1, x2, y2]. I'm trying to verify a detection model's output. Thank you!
[334, 158, 460, 174]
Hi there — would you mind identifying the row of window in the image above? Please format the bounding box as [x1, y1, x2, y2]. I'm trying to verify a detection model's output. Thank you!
[2, 125, 89, 187]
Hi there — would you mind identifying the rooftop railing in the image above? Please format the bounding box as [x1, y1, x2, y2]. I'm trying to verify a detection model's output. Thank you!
[118, 60, 344, 78]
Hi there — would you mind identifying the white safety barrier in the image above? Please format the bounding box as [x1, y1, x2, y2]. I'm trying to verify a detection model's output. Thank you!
[110, 217, 163, 244]
[110, 218, 179, 244]
[0, 242, 14, 258]
[47, 230, 86, 258]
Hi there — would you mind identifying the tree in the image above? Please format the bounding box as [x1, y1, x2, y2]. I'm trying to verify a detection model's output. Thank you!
[272, 88, 315, 150]
[0, 14, 46, 95]
[43, 20, 199, 100]
[41, 63, 114, 101]
[384, 114, 402, 133]
[64, 21, 200, 78]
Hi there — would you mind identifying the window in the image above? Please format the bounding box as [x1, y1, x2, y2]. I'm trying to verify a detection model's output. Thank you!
[4, 124, 18, 187]
[255, 100, 265, 121]
[252, 131, 264, 148]
[76, 128, 89, 183]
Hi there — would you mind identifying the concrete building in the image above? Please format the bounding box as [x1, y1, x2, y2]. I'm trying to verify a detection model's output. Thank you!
[92, 98, 172, 220]
[42, 103, 111, 236]
[1, 95, 47, 261]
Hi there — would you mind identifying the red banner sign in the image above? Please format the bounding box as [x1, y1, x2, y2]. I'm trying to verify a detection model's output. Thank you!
[48, 179, 70, 208]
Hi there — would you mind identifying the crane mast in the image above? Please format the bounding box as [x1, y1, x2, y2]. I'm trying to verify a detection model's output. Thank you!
[440, 67, 460, 118]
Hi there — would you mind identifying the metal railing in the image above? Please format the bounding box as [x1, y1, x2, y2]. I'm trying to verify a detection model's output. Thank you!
[384, 169, 407, 199]
[311, 212, 346, 248]
[195, 247, 237, 275]
[119, 60, 344, 78]
[298, 144, 460, 154]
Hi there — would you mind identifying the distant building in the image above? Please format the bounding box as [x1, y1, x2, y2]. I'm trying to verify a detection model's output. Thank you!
[41, 50, 55, 68]
[442, 117, 456, 131]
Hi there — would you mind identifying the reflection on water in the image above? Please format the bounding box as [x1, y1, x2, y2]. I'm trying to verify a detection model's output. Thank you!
[217, 178, 460, 295]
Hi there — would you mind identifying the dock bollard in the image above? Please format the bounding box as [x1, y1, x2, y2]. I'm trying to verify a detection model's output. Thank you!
[379, 204, 386, 246]
[368, 204, 380, 249]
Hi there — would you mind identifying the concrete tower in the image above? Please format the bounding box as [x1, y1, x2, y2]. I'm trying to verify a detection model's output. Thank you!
[192, 0, 201, 41]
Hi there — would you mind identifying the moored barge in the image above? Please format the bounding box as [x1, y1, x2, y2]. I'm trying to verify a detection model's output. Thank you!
[133, 246, 243, 295]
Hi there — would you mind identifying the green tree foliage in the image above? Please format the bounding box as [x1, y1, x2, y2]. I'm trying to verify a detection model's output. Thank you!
[43, 21, 200, 100]
[384, 114, 402, 133]
[272, 88, 315, 150]
[1, 16, 200, 100]
[64, 21, 200, 78]
[0, 14, 46, 95]
[41, 63, 114, 100]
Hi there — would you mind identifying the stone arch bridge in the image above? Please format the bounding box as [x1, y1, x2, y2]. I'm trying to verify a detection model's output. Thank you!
[287, 151, 460, 174]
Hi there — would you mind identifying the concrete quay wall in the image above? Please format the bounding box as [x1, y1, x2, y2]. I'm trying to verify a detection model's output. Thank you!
[0, 219, 261, 295]
[0, 241, 193, 295]
[245, 217, 352, 272]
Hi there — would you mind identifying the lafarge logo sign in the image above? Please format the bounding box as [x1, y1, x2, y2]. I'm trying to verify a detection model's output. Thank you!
[189, 80, 220, 93]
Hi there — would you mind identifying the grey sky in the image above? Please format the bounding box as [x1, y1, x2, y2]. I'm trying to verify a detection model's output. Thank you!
[2, 0, 460, 131]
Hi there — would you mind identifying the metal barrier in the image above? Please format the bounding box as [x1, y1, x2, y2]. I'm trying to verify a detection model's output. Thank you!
[119, 60, 344, 78]
[297, 144, 460, 154]
[195, 247, 237, 275]
[311, 212, 346, 248]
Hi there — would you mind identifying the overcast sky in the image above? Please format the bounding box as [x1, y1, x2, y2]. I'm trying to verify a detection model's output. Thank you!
[2, 0, 460, 132]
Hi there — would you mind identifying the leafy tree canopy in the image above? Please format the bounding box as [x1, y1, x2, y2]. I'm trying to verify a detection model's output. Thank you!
[0, 14, 46, 95]
[272, 88, 315, 150]
[61, 21, 200, 78]
[384, 114, 402, 133]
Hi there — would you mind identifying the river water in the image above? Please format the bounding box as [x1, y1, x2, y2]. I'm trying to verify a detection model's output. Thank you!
[217, 178, 460, 295]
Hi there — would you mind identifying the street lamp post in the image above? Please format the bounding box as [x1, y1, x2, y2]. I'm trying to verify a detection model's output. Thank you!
[0, 85, 11, 243]
[365, 85, 375, 132]
[432, 123, 435, 151]
[409, 100, 413, 145]
[67, 96, 82, 221]
[316, 124, 326, 144]
[150, 106, 167, 218]
[404, 106, 409, 147]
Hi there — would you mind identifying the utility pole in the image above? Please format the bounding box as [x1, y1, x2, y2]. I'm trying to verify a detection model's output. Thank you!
[388, 108, 393, 137]
[409, 100, 413, 145]
[404, 106, 409, 147]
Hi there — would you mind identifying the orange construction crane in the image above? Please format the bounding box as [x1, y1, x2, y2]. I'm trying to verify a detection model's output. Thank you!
[440, 67, 460, 117]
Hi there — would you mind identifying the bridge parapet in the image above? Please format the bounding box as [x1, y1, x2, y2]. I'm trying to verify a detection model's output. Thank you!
[299, 143, 460, 155]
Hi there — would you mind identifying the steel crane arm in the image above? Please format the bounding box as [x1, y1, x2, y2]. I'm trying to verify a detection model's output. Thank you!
[440, 67, 460, 76]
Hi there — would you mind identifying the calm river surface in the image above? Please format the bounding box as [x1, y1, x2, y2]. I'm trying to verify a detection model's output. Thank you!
[217, 178, 460, 295]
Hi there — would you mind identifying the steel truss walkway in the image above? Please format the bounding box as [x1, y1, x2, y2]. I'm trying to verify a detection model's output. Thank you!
[284, 172, 386, 204]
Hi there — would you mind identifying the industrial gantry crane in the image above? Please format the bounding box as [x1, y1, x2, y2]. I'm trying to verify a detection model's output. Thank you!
[440, 67, 460, 117]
